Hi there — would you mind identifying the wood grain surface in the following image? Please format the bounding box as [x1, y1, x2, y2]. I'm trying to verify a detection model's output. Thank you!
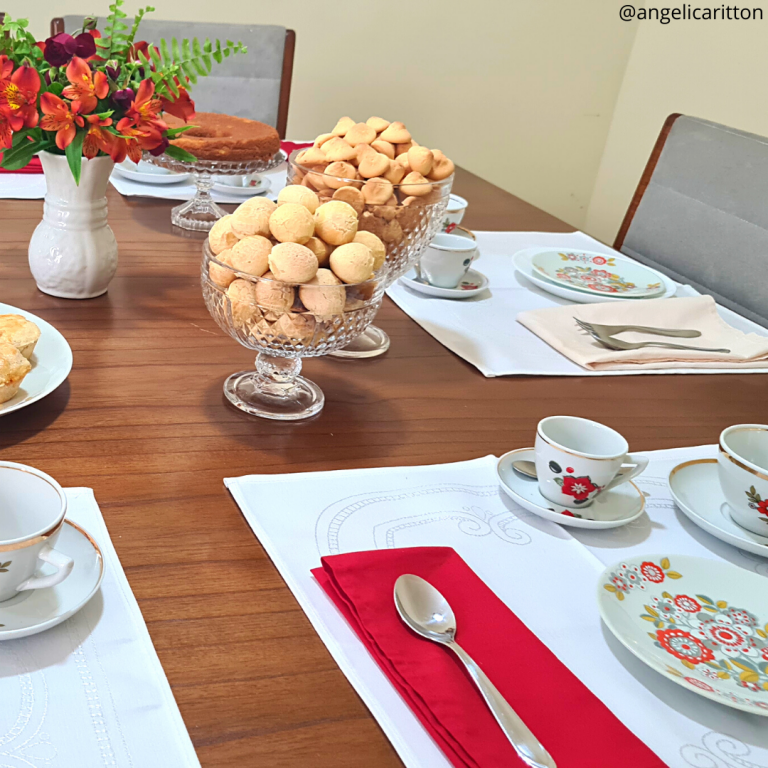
[1, 166, 766, 766]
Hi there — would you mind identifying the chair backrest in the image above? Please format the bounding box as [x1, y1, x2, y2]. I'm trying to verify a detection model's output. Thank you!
[53, 17, 294, 137]
[615, 114, 768, 327]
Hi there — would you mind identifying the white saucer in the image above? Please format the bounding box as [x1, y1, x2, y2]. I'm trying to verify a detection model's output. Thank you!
[0, 301, 73, 417]
[399, 268, 489, 299]
[497, 448, 645, 529]
[669, 458, 768, 558]
[0, 520, 104, 640]
[212, 175, 271, 197]
[513, 248, 677, 304]
[113, 160, 190, 185]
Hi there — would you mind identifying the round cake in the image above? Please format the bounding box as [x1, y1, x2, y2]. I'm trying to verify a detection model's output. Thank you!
[165, 112, 281, 162]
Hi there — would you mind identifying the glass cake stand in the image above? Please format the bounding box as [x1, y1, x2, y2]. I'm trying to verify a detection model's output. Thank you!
[144, 150, 285, 231]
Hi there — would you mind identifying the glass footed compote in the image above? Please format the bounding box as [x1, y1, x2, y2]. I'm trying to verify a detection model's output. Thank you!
[286, 150, 453, 358]
[202, 240, 387, 420]
[145, 150, 285, 232]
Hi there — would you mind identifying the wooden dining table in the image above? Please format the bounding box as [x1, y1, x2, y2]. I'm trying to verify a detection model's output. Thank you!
[2, 167, 767, 767]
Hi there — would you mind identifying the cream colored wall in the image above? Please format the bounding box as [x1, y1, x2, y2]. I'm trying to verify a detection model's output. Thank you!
[18, 0, 637, 229]
[586, 4, 768, 243]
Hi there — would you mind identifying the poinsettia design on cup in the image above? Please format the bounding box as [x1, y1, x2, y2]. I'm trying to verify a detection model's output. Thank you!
[557, 474, 600, 501]
[745, 486, 768, 526]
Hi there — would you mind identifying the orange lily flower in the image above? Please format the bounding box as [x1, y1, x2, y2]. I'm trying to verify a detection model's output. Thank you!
[82, 114, 116, 159]
[116, 121, 164, 163]
[160, 85, 195, 123]
[120, 79, 167, 132]
[0, 62, 41, 130]
[40, 92, 84, 150]
[62, 56, 108, 115]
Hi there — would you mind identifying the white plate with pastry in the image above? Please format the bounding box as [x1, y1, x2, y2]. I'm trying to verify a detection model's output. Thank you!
[0, 303, 73, 416]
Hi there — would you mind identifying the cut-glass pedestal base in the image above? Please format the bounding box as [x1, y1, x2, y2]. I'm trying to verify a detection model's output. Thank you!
[328, 325, 390, 359]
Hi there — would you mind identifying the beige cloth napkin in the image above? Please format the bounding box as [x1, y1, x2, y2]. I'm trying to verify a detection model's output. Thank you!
[517, 295, 768, 371]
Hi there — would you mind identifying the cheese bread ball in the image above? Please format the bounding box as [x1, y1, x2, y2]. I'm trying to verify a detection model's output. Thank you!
[352, 231, 386, 271]
[275, 312, 316, 341]
[230, 235, 271, 277]
[254, 271, 295, 314]
[304, 236, 331, 267]
[299, 268, 346, 317]
[277, 185, 320, 214]
[330, 243, 375, 284]
[314, 200, 358, 246]
[208, 214, 239, 254]
[226, 279, 260, 328]
[208, 248, 236, 289]
[268, 242, 319, 284]
[269, 203, 315, 244]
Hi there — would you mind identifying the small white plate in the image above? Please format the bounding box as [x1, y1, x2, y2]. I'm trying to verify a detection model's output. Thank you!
[531, 249, 666, 298]
[0, 302, 73, 417]
[669, 458, 768, 558]
[113, 160, 190, 185]
[513, 248, 677, 304]
[212, 175, 271, 197]
[598, 554, 768, 716]
[497, 448, 645, 529]
[0, 520, 104, 640]
[399, 268, 489, 299]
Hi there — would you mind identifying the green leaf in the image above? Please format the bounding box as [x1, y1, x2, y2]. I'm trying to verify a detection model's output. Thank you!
[160, 38, 170, 64]
[164, 124, 197, 138]
[65, 130, 86, 185]
[46, 81, 64, 97]
[163, 144, 197, 163]
[2, 140, 54, 170]
[171, 37, 181, 62]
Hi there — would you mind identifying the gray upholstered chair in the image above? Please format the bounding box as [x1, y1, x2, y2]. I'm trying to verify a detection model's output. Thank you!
[51, 17, 295, 137]
[615, 114, 768, 327]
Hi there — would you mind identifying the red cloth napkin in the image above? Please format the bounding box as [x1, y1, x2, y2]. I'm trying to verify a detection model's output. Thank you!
[280, 140, 313, 158]
[313, 547, 666, 768]
[0, 154, 43, 174]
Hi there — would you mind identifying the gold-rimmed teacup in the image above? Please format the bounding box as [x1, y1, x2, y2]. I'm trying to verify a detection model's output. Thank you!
[718, 424, 768, 535]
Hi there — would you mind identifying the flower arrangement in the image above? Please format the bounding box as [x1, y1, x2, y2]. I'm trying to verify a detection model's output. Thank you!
[0, 1, 245, 182]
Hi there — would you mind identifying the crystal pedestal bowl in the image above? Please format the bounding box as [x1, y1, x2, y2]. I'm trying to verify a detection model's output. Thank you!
[202, 240, 386, 420]
[146, 151, 285, 231]
[286, 150, 453, 358]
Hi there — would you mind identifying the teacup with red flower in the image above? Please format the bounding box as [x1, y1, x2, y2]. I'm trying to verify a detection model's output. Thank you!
[535, 415, 648, 509]
[718, 424, 768, 535]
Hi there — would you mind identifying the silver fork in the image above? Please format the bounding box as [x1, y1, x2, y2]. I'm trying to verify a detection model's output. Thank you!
[574, 318, 701, 338]
[576, 320, 730, 353]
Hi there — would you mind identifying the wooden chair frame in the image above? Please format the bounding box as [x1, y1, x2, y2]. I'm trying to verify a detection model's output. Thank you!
[50, 17, 295, 138]
[613, 113, 682, 251]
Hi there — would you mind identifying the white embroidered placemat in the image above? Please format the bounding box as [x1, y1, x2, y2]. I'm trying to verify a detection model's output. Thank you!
[386, 231, 768, 377]
[0, 488, 200, 768]
[226, 447, 768, 768]
[0, 174, 47, 200]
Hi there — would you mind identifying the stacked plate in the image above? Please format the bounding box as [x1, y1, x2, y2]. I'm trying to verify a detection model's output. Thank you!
[513, 247, 676, 304]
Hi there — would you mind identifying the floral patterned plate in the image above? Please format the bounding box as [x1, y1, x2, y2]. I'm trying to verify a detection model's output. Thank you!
[400, 268, 489, 299]
[530, 250, 667, 298]
[598, 554, 768, 715]
[669, 459, 768, 559]
[497, 448, 645, 529]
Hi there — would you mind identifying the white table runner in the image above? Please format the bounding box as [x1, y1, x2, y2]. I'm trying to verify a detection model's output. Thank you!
[0, 488, 200, 768]
[386, 231, 768, 377]
[226, 447, 768, 768]
[0, 174, 47, 200]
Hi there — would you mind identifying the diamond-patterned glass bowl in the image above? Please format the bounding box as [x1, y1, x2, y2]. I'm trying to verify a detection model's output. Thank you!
[202, 240, 385, 420]
[286, 150, 453, 357]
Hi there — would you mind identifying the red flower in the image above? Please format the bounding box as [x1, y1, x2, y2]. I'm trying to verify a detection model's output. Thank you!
[591, 269, 611, 278]
[758, 499, 768, 517]
[0, 55, 12, 80]
[640, 561, 665, 583]
[39, 92, 84, 150]
[0, 107, 14, 149]
[593, 256, 607, 265]
[674, 595, 701, 613]
[118, 79, 167, 133]
[657, 628, 714, 665]
[561, 510, 575, 517]
[561, 475, 598, 501]
[0, 62, 41, 130]
[587, 283, 618, 293]
[445, 222, 456, 233]
[128, 40, 150, 62]
[62, 57, 108, 115]
[160, 85, 196, 123]
[82, 114, 116, 159]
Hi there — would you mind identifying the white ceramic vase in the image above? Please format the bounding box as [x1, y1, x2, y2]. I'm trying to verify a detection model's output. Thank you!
[28, 152, 118, 299]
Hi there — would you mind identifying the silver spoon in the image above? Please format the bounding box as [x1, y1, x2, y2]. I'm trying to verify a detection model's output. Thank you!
[513, 460, 537, 479]
[394, 574, 557, 768]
